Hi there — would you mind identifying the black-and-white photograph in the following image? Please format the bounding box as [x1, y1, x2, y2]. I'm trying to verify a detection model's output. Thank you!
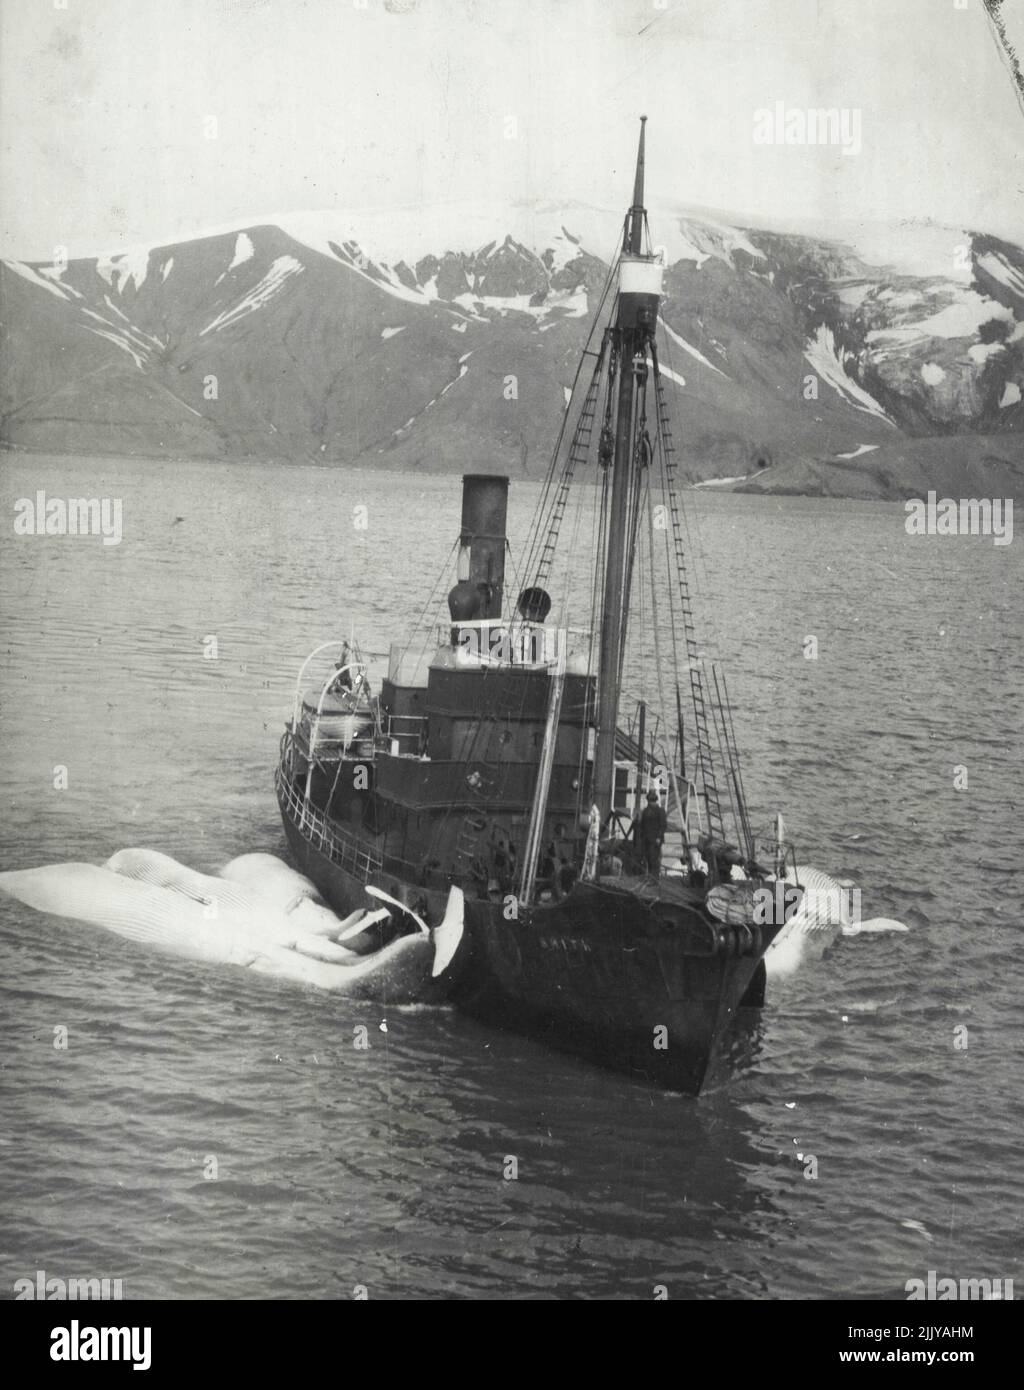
[1, 0, 1021, 1330]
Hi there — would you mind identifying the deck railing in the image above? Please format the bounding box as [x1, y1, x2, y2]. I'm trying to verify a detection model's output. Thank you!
[274, 762, 383, 882]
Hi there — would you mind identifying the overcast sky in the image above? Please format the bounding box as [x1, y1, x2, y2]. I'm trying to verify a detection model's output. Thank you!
[1, 0, 1021, 259]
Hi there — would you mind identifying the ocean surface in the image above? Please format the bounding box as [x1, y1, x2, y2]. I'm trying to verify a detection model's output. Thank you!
[1, 454, 1021, 1301]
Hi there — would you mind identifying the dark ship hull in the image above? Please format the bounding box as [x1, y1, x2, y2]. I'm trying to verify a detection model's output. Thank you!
[276, 765, 773, 1094]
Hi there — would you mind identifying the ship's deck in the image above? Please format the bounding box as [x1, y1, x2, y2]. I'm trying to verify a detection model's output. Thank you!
[597, 871, 705, 910]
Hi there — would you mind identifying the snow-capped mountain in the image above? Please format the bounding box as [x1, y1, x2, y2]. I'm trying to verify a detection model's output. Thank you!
[2, 205, 1022, 498]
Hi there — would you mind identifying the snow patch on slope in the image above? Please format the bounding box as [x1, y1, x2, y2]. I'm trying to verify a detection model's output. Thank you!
[659, 317, 727, 377]
[36, 264, 84, 298]
[694, 474, 747, 488]
[103, 295, 131, 323]
[96, 247, 150, 293]
[215, 233, 257, 286]
[451, 286, 587, 321]
[977, 251, 1024, 299]
[274, 218, 431, 307]
[805, 326, 894, 424]
[834, 443, 880, 460]
[391, 353, 472, 439]
[3, 260, 73, 300]
[968, 341, 1006, 365]
[650, 356, 686, 389]
[78, 306, 161, 368]
[83, 326, 147, 369]
[200, 256, 304, 336]
[866, 289, 1014, 354]
[676, 216, 765, 268]
[229, 233, 254, 270]
[543, 226, 587, 275]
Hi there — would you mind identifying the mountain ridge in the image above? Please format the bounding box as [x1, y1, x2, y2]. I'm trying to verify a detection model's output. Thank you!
[3, 204, 1022, 501]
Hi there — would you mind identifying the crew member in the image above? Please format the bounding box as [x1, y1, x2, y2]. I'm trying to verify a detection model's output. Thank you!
[638, 790, 667, 876]
[332, 642, 354, 693]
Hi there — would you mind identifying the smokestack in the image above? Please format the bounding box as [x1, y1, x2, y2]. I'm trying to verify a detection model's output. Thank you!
[456, 474, 508, 621]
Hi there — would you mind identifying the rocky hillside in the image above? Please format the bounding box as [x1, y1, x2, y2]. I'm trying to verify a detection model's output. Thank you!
[2, 205, 1022, 499]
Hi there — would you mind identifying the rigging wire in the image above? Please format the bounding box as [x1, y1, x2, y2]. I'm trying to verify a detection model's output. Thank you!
[646, 485, 689, 847]
[574, 451, 610, 828]
[657, 324, 754, 853]
[649, 342, 746, 848]
[396, 535, 461, 677]
[518, 242, 621, 590]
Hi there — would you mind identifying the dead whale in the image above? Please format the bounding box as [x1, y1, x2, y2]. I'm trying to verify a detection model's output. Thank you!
[0, 854, 454, 1002]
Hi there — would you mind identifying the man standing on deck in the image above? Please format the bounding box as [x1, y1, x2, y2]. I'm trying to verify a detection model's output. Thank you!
[332, 642, 354, 693]
[638, 790, 667, 876]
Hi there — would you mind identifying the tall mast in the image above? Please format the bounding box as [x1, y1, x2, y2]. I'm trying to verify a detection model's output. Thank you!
[626, 114, 646, 255]
[593, 117, 664, 825]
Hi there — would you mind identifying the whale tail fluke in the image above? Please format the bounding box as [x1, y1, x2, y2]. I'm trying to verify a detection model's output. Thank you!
[431, 886, 465, 979]
[842, 916, 910, 936]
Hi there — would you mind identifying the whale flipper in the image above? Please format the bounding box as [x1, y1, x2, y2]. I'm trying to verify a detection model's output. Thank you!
[338, 906, 392, 942]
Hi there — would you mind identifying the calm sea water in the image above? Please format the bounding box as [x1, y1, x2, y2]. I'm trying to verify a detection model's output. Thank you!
[1, 454, 1021, 1301]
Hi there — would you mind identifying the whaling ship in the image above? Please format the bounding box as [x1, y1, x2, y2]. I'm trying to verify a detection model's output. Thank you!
[276, 120, 799, 1094]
